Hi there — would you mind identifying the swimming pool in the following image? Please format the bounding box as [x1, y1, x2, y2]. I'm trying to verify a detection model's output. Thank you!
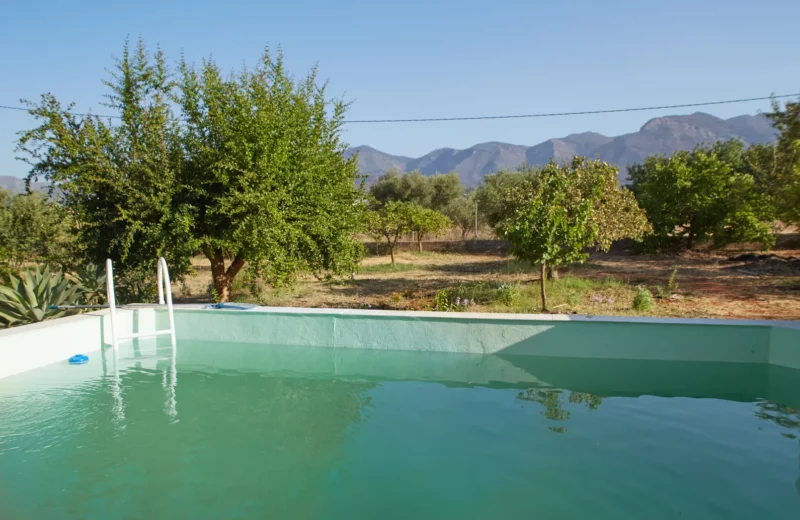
[1, 307, 799, 518]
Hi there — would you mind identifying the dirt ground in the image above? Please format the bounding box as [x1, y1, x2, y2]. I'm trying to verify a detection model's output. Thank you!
[174, 242, 800, 320]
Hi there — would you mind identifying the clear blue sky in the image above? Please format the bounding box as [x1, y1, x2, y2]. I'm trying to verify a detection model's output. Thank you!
[1, 0, 798, 177]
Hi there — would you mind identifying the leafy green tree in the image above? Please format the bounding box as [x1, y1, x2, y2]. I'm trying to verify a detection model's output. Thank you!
[369, 169, 432, 208]
[18, 37, 196, 291]
[427, 172, 465, 211]
[364, 201, 416, 264]
[176, 48, 365, 300]
[474, 165, 539, 234]
[0, 189, 74, 273]
[407, 205, 451, 252]
[443, 193, 477, 238]
[748, 98, 800, 227]
[630, 140, 774, 250]
[499, 159, 649, 310]
[18, 38, 365, 302]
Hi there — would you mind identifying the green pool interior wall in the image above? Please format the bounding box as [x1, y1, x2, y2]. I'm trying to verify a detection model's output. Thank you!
[162, 308, 800, 368]
[1, 306, 799, 381]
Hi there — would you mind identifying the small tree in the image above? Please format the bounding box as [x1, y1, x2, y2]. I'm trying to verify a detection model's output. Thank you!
[443, 194, 476, 238]
[500, 159, 649, 311]
[407, 205, 451, 252]
[365, 201, 415, 264]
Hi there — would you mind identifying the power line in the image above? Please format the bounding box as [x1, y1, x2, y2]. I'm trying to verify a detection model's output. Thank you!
[1, 93, 796, 124]
[344, 94, 798, 123]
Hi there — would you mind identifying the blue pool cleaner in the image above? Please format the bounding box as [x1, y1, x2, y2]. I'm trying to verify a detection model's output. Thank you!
[205, 302, 258, 310]
[68, 354, 89, 365]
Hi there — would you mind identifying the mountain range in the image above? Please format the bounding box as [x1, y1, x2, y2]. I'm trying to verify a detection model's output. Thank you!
[345, 112, 776, 186]
[1, 112, 777, 194]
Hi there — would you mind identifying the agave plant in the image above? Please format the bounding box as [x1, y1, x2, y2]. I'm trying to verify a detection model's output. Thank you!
[71, 263, 107, 305]
[0, 265, 85, 327]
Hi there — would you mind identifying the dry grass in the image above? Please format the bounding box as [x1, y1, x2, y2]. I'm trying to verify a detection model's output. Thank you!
[173, 247, 800, 320]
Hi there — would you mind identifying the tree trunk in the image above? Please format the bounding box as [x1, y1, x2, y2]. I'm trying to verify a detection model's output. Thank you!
[687, 228, 694, 250]
[547, 265, 560, 281]
[203, 246, 246, 303]
[417, 236, 423, 252]
[389, 246, 396, 264]
[540, 261, 548, 311]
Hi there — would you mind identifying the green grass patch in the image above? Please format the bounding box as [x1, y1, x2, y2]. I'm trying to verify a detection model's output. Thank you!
[437, 275, 637, 314]
[358, 263, 419, 274]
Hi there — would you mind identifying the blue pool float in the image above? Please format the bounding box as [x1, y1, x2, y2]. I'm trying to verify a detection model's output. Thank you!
[68, 354, 89, 365]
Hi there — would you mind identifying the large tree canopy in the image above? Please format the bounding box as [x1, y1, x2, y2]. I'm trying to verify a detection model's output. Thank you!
[17, 38, 365, 301]
[630, 140, 774, 250]
[176, 48, 365, 299]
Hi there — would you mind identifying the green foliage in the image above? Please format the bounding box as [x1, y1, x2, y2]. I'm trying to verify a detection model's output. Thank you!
[369, 169, 433, 208]
[18, 37, 196, 286]
[442, 193, 477, 238]
[0, 189, 75, 274]
[177, 47, 365, 299]
[497, 158, 649, 311]
[114, 266, 159, 305]
[70, 263, 107, 305]
[500, 161, 599, 271]
[632, 286, 655, 311]
[427, 172, 465, 211]
[474, 166, 539, 233]
[407, 205, 451, 251]
[495, 282, 521, 306]
[368, 170, 465, 217]
[433, 286, 476, 312]
[630, 140, 775, 250]
[364, 201, 417, 264]
[667, 266, 680, 294]
[0, 265, 85, 327]
[747, 98, 800, 227]
[18, 38, 365, 302]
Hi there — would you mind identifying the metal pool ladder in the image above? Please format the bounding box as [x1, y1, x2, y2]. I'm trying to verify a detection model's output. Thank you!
[105, 257, 177, 351]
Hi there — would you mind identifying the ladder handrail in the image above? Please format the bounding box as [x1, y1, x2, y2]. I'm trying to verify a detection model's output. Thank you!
[105, 257, 177, 351]
[105, 259, 119, 351]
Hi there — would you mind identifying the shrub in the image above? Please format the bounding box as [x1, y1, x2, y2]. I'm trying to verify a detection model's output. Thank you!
[632, 286, 655, 311]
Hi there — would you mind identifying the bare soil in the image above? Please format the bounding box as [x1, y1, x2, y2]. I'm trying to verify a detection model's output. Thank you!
[174, 243, 800, 320]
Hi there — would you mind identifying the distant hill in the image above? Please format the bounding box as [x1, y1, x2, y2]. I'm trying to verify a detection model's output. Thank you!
[0, 176, 54, 196]
[346, 112, 776, 186]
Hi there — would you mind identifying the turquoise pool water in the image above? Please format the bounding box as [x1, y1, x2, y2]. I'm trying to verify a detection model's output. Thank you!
[1, 341, 799, 519]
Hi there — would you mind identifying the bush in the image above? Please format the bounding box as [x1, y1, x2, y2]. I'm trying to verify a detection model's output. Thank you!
[632, 286, 655, 311]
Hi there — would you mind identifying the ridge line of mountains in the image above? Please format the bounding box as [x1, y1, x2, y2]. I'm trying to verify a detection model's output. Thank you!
[344, 111, 776, 187]
[0, 111, 777, 194]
